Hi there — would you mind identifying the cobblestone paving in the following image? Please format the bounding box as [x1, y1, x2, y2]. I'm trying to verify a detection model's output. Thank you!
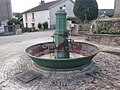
[0, 36, 120, 90]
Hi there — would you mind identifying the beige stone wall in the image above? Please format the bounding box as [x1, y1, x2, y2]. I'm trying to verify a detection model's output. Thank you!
[0, 0, 12, 21]
[114, 0, 120, 17]
[85, 34, 120, 46]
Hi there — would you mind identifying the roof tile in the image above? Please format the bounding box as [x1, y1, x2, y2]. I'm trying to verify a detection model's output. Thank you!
[22, 0, 60, 14]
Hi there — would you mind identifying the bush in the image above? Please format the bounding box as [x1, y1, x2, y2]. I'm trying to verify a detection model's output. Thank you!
[22, 28, 32, 33]
[38, 23, 42, 29]
[93, 27, 120, 35]
[42, 21, 48, 30]
[108, 28, 113, 34]
[7, 18, 20, 25]
[107, 12, 114, 17]
[100, 30, 108, 34]
[67, 17, 75, 21]
[93, 29, 97, 34]
[67, 17, 76, 23]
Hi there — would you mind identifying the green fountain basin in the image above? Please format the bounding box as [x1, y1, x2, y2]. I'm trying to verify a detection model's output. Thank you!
[26, 42, 99, 70]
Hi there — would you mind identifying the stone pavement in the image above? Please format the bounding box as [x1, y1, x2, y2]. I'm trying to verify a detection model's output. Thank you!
[0, 36, 120, 90]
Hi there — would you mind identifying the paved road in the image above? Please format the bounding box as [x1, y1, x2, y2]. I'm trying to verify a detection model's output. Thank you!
[0, 30, 55, 45]
[0, 35, 120, 90]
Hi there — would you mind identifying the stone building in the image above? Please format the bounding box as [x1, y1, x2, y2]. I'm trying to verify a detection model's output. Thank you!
[0, 0, 12, 24]
[114, 0, 120, 17]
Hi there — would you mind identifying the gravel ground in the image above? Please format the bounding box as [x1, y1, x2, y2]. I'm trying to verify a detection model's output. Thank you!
[0, 36, 120, 90]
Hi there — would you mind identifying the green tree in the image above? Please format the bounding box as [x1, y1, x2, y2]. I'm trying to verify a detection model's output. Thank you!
[38, 23, 42, 29]
[7, 18, 20, 25]
[42, 22, 48, 30]
[73, 0, 98, 21]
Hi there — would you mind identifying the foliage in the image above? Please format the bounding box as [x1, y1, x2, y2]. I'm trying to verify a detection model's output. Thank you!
[38, 23, 42, 29]
[93, 25, 120, 35]
[73, 0, 98, 21]
[22, 28, 32, 33]
[67, 17, 75, 21]
[67, 17, 76, 23]
[7, 18, 20, 25]
[13, 13, 22, 19]
[106, 12, 114, 17]
[99, 9, 114, 17]
[42, 21, 48, 30]
[100, 30, 108, 34]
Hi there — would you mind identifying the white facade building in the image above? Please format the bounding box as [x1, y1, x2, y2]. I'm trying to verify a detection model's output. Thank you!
[22, 0, 74, 29]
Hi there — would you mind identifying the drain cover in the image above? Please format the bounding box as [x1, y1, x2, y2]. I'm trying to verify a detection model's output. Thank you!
[16, 70, 40, 83]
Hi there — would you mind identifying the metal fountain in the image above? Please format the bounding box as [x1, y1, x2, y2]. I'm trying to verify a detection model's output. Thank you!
[26, 7, 99, 70]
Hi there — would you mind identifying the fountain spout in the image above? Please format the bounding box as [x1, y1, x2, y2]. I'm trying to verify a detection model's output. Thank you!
[54, 8, 70, 59]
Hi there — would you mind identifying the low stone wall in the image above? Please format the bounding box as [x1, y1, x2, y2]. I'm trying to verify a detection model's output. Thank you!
[93, 18, 120, 34]
[16, 29, 22, 35]
[71, 24, 91, 36]
[85, 34, 120, 46]
[0, 24, 21, 36]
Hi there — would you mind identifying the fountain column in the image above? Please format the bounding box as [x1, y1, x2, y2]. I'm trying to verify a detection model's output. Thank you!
[54, 7, 70, 59]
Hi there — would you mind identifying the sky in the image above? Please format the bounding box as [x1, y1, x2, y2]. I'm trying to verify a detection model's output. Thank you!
[11, 0, 115, 13]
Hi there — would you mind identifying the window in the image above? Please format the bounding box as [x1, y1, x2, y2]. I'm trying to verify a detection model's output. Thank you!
[0, 21, 1, 26]
[25, 14, 27, 19]
[26, 23, 28, 28]
[32, 13, 34, 19]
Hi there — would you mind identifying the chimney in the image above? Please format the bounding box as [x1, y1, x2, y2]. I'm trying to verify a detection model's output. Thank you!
[39, 0, 45, 5]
